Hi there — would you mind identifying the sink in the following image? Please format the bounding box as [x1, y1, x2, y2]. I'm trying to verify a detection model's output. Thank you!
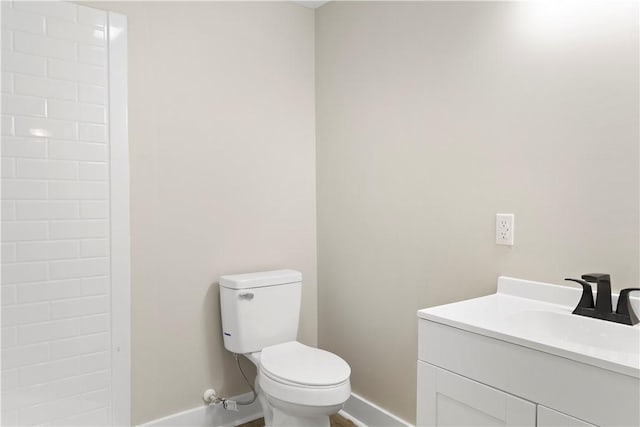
[506, 309, 640, 357]
[417, 276, 640, 377]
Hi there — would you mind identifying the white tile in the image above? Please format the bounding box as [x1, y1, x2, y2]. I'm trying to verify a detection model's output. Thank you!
[17, 318, 76, 346]
[16, 200, 79, 220]
[14, 74, 76, 100]
[17, 279, 83, 303]
[77, 84, 104, 105]
[50, 295, 109, 319]
[17, 240, 80, 261]
[1, 301, 50, 326]
[50, 220, 108, 239]
[2, 284, 17, 305]
[2, 368, 19, 389]
[19, 392, 84, 425]
[48, 99, 105, 123]
[1, 381, 50, 412]
[2, 114, 14, 135]
[80, 201, 108, 219]
[47, 18, 105, 46]
[15, 117, 77, 140]
[2, 29, 13, 50]
[48, 140, 106, 162]
[47, 58, 105, 86]
[48, 181, 108, 200]
[46, 371, 110, 407]
[1, 7, 45, 34]
[2, 327, 18, 348]
[1, 221, 48, 241]
[14, 1, 77, 22]
[78, 44, 106, 66]
[82, 388, 110, 411]
[49, 258, 109, 280]
[81, 277, 108, 296]
[51, 332, 109, 359]
[77, 6, 106, 27]
[2, 51, 46, 76]
[0, 136, 47, 158]
[2, 242, 17, 263]
[1, 179, 48, 199]
[2, 200, 17, 220]
[1, 93, 46, 116]
[2, 157, 16, 177]
[1, 370, 20, 396]
[80, 239, 108, 257]
[51, 404, 110, 426]
[1, 343, 49, 369]
[2, 72, 14, 93]
[78, 123, 106, 142]
[16, 158, 79, 180]
[79, 162, 107, 180]
[76, 313, 109, 333]
[1, 261, 47, 284]
[0, 410, 18, 426]
[14, 31, 75, 60]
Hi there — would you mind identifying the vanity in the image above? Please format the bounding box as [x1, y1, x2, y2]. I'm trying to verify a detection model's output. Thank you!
[417, 277, 640, 427]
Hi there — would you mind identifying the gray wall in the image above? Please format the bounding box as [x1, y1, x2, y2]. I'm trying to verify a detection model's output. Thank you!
[83, 2, 316, 424]
[316, 1, 639, 423]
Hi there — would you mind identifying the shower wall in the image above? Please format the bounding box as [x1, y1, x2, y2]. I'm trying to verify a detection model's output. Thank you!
[1, 2, 128, 425]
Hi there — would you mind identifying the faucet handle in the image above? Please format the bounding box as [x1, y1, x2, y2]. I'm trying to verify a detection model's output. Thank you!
[581, 273, 612, 314]
[615, 288, 640, 326]
[581, 273, 611, 283]
[565, 278, 595, 311]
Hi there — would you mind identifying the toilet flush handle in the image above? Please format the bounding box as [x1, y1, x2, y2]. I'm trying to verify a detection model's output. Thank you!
[239, 292, 254, 300]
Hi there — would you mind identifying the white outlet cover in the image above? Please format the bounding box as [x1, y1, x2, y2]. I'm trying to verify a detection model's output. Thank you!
[496, 213, 514, 246]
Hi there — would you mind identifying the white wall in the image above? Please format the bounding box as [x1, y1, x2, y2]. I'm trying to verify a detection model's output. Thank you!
[316, 1, 639, 423]
[79, 1, 317, 424]
[1, 2, 124, 424]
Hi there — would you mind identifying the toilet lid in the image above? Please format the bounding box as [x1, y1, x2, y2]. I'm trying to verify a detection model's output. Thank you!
[260, 341, 351, 387]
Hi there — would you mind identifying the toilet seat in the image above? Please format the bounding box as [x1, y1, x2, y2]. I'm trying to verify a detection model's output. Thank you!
[258, 341, 351, 406]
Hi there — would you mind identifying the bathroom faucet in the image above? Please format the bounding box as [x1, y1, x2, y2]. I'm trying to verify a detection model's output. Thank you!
[581, 273, 612, 314]
[616, 288, 640, 325]
[564, 273, 639, 326]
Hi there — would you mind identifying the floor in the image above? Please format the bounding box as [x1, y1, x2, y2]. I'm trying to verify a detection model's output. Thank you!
[238, 414, 357, 427]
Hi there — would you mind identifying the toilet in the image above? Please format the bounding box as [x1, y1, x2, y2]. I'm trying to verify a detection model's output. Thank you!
[219, 269, 351, 427]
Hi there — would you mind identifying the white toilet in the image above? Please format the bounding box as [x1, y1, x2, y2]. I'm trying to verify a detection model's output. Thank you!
[219, 270, 351, 427]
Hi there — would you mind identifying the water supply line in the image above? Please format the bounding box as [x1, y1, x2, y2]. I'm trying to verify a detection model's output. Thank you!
[202, 353, 257, 411]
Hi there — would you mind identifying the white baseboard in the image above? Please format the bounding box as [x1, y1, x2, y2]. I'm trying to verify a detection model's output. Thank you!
[139, 391, 413, 427]
[139, 392, 262, 427]
[340, 393, 414, 427]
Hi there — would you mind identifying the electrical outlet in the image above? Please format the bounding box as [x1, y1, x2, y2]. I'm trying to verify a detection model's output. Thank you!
[496, 213, 514, 246]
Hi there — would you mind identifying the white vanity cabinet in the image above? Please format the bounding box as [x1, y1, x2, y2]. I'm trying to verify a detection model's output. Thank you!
[537, 406, 596, 427]
[417, 362, 536, 426]
[416, 277, 640, 427]
[417, 317, 639, 427]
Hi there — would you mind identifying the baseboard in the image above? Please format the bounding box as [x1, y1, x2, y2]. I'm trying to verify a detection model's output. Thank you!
[139, 392, 262, 427]
[340, 393, 414, 427]
[140, 391, 413, 427]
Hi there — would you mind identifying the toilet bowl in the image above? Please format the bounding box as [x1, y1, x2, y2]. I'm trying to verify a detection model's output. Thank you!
[246, 341, 351, 427]
[219, 270, 352, 427]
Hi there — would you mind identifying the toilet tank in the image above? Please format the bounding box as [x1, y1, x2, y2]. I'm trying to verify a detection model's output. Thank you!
[219, 269, 302, 354]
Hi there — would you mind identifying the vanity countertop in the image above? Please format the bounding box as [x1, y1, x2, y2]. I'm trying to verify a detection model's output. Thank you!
[417, 277, 640, 378]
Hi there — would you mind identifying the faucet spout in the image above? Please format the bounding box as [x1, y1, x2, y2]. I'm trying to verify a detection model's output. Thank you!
[582, 273, 612, 314]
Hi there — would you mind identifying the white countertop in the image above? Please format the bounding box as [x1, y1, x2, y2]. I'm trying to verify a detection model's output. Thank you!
[417, 277, 640, 378]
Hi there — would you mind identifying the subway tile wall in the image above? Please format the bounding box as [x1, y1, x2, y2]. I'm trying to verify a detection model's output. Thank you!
[1, 1, 112, 425]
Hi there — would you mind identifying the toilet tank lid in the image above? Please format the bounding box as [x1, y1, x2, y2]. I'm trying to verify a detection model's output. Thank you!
[219, 269, 302, 290]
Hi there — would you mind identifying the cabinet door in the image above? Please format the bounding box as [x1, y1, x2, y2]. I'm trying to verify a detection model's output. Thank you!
[537, 405, 597, 427]
[417, 361, 536, 427]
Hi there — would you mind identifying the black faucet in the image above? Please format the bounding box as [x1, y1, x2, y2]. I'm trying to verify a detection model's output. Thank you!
[564, 273, 640, 326]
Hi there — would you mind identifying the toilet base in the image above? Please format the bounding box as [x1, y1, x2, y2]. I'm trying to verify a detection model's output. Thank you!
[263, 394, 343, 427]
